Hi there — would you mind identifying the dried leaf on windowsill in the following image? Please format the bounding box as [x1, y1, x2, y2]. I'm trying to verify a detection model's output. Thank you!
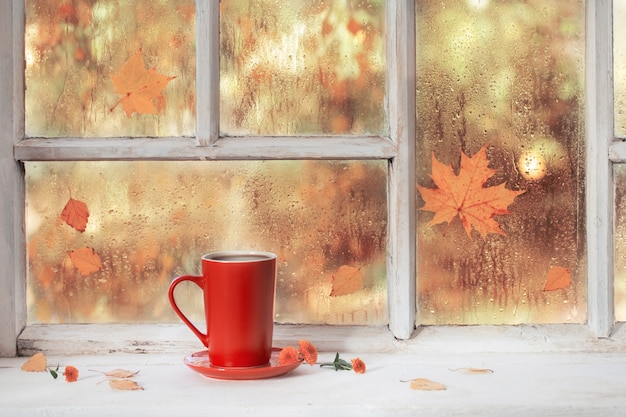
[90, 368, 140, 378]
[109, 379, 144, 391]
[406, 378, 446, 391]
[449, 367, 494, 374]
[21, 352, 47, 372]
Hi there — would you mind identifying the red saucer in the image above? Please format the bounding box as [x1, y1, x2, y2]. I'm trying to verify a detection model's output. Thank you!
[184, 347, 303, 380]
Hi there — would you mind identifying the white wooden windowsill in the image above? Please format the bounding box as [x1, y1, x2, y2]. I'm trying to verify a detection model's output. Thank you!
[3, 324, 626, 416]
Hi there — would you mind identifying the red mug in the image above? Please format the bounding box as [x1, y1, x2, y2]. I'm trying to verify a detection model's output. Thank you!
[168, 251, 277, 368]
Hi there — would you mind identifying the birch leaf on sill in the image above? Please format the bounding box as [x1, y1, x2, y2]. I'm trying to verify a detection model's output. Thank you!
[109, 379, 144, 391]
[21, 352, 47, 372]
[409, 378, 446, 391]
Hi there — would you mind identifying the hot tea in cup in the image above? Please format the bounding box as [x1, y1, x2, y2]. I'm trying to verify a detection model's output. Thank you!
[168, 251, 277, 368]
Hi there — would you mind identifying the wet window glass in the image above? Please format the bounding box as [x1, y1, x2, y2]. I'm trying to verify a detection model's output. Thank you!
[220, 0, 387, 135]
[25, 0, 196, 137]
[416, 0, 586, 324]
[25, 161, 388, 325]
[614, 165, 626, 321]
[615, 0, 626, 137]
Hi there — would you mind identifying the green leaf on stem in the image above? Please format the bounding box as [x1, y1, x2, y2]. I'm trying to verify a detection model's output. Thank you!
[320, 353, 353, 371]
[48, 364, 60, 379]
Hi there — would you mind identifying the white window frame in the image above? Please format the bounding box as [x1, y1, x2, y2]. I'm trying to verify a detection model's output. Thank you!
[0, 0, 619, 357]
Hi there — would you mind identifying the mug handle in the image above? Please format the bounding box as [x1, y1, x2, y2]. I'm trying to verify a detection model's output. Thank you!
[168, 275, 209, 347]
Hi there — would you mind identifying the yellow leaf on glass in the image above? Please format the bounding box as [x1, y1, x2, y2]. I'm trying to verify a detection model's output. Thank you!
[543, 266, 571, 291]
[109, 379, 144, 391]
[110, 49, 175, 117]
[68, 247, 102, 276]
[329, 265, 363, 297]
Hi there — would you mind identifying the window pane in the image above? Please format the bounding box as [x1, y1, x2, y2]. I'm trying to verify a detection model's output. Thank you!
[416, 0, 585, 324]
[615, 165, 626, 321]
[25, 161, 388, 325]
[25, 0, 195, 137]
[615, 0, 626, 137]
[220, 0, 387, 135]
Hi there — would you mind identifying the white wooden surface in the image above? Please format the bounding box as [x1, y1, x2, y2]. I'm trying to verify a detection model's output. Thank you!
[585, 0, 615, 338]
[386, 0, 417, 339]
[609, 141, 626, 162]
[7, 324, 626, 416]
[2, 347, 626, 416]
[0, 0, 25, 357]
[14, 136, 397, 160]
[195, 1, 219, 145]
[16, 323, 626, 356]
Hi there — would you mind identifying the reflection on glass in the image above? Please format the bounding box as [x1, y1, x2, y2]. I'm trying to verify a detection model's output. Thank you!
[416, 0, 586, 324]
[25, 0, 196, 137]
[220, 0, 387, 135]
[615, 166, 626, 321]
[25, 161, 388, 325]
[615, 1, 626, 136]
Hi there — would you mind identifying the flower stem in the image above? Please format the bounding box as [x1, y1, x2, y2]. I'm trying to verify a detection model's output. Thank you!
[319, 353, 352, 371]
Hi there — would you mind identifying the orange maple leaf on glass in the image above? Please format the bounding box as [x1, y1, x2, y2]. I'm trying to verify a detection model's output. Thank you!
[68, 247, 102, 276]
[543, 266, 571, 291]
[61, 197, 89, 233]
[110, 49, 175, 117]
[417, 146, 525, 239]
[329, 265, 363, 297]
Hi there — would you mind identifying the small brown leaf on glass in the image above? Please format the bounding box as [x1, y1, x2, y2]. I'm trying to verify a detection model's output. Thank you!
[543, 266, 571, 291]
[409, 378, 446, 391]
[68, 247, 102, 276]
[329, 265, 363, 297]
[109, 379, 144, 391]
[61, 197, 89, 232]
[21, 352, 47, 372]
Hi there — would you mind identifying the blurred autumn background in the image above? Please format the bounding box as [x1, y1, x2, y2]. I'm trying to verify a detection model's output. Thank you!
[416, 0, 586, 324]
[27, 161, 388, 324]
[25, 0, 388, 325]
[25, 0, 609, 326]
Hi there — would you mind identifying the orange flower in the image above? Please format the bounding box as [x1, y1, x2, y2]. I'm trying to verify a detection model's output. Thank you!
[351, 358, 366, 374]
[63, 365, 79, 382]
[278, 346, 300, 365]
[298, 339, 318, 365]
